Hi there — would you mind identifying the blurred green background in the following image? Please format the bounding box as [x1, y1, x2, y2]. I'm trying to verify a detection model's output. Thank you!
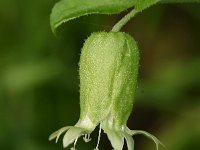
[0, 0, 200, 150]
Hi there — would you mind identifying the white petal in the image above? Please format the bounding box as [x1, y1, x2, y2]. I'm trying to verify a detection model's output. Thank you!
[49, 126, 71, 142]
[56, 126, 72, 143]
[49, 130, 59, 141]
[122, 132, 134, 150]
[104, 129, 124, 150]
[129, 130, 164, 150]
[63, 127, 85, 148]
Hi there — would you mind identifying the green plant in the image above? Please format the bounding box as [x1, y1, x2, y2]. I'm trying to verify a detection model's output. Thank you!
[48, 0, 200, 150]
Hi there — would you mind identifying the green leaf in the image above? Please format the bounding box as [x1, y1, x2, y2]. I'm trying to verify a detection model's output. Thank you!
[50, 0, 200, 33]
[162, 0, 200, 3]
[50, 0, 136, 33]
[135, 0, 160, 12]
[135, 0, 200, 12]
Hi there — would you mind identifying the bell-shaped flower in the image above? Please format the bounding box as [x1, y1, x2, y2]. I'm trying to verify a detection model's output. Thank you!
[49, 32, 163, 150]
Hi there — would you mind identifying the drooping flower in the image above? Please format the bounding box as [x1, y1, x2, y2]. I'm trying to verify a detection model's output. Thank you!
[49, 32, 163, 150]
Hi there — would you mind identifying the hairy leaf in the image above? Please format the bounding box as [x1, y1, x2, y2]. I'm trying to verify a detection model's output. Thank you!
[50, 0, 136, 33]
[162, 0, 200, 3]
[136, 0, 200, 11]
[50, 0, 200, 33]
[135, 0, 160, 11]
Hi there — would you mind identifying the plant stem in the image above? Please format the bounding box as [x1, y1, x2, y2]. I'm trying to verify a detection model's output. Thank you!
[112, 9, 138, 32]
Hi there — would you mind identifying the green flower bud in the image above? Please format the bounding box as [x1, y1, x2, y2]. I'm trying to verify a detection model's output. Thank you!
[79, 32, 139, 126]
[49, 32, 163, 150]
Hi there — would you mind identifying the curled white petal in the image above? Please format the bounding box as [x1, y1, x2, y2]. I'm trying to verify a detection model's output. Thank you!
[49, 116, 97, 149]
[122, 132, 134, 150]
[63, 127, 85, 148]
[103, 128, 124, 150]
[49, 126, 71, 142]
[126, 128, 164, 150]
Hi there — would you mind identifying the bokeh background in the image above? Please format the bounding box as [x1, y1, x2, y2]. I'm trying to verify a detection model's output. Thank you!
[0, 0, 200, 150]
